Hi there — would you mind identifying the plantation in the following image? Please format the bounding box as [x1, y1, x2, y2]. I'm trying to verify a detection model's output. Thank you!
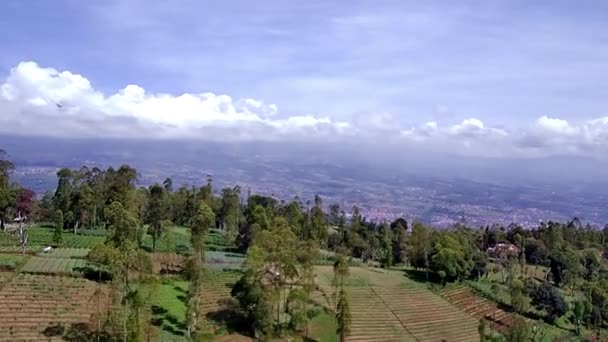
[39, 248, 91, 259]
[197, 270, 242, 335]
[150, 271, 244, 341]
[0, 274, 107, 341]
[151, 280, 189, 341]
[21, 257, 89, 275]
[440, 286, 516, 333]
[0, 254, 27, 271]
[1, 155, 607, 341]
[27, 228, 106, 248]
[314, 266, 480, 342]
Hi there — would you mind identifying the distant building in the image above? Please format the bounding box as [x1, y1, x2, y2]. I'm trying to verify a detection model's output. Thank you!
[487, 243, 520, 257]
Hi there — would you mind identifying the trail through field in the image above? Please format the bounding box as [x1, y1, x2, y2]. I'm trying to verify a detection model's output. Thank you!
[314, 266, 480, 342]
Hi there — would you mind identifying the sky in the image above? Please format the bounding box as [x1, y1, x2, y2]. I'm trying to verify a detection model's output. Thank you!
[1, 0, 607, 159]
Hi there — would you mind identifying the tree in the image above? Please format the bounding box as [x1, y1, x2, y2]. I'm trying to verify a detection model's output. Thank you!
[391, 218, 408, 264]
[505, 317, 530, 342]
[528, 282, 568, 323]
[336, 288, 351, 342]
[333, 254, 350, 309]
[478, 318, 486, 342]
[145, 184, 167, 251]
[106, 202, 140, 249]
[309, 203, 328, 243]
[509, 278, 528, 314]
[548, 247, 579, 287]
[53, 168, 73, 214]
[53, 209, 64, 245]
[570, 299, 591, 336]
[191, 201, 215, 261]
[219, 186, 241, 243]
[431, 233, 474, 283]
[382, 223, 393, 268]
[408, 222, 432, 279]
[286, 288, 308, 333]
[0, 149, 14, 231]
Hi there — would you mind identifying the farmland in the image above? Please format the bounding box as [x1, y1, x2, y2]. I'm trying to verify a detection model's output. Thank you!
[21, 257, 90, 275]
[0, 228, 105, 249]
[150, 270, 244, 341]
[0, 274, 107, 341]
[0, 254, 27, 271]
[440, 286, 515, 333]
[197, 270, 242, 334]
[39, 248, 91, 259]
[313, 266, 480, 342]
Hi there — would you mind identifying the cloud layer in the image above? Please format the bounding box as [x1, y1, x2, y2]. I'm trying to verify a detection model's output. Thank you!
[1, 61, 607, 159]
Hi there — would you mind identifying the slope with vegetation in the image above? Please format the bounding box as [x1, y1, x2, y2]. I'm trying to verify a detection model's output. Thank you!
[1, 147, 608, 341]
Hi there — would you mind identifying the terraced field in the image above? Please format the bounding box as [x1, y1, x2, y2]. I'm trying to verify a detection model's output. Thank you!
[440, 286, 515, 333]
[39, 248, 91, 259]
[198, 271, 242, 334]
[314, 266, 480, 342]
[0, 274, 107, 341]
[21, 256, 89, 275]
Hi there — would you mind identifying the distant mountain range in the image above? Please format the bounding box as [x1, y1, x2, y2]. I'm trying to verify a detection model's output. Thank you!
[2, 134, 607, 227]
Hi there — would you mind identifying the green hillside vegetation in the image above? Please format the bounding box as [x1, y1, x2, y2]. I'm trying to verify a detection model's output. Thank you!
[0, 151, 607, 341]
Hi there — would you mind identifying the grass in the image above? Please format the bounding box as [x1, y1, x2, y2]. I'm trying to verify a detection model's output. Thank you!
[308, 311, 338, 342]
[0, 254, 28, 271]
[29, 228, 106, 248]
[21, 256, 90, 275]
[1, 227, 105, 249]
[38, 248, 90, 258]
[151, 279, 189, 341]
[314, 265, 422, 289]
[142, 227, 238, 255]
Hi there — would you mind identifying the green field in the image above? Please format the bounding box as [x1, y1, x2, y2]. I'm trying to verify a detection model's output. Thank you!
[151, 280, 189, 341]
[313, 266, 480, 342]
[0, 254, 28, 271]
[21, 256, 90, 275]
[38, 248, 91, 258]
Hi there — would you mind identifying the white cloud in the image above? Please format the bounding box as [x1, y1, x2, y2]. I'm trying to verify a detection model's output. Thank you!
[0, 61, 349, 141]
[1, 61, 608, 159]
[536, 116, 578, 135]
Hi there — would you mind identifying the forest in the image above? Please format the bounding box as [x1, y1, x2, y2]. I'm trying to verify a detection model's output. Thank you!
[1, 148, 608, 342]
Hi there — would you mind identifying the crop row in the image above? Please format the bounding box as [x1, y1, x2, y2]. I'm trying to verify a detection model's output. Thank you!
[0, 274, 107, 340]
[196, 271, 241, 334]
[440, 286, 515, 332]
[1, 228, 105, 249]
[38, 248, 91, 259]
[326, 284, 480, 342]
[21, 257, 89, 275]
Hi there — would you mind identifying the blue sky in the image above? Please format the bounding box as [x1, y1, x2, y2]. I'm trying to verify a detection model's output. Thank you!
[1, 0, 607, 158]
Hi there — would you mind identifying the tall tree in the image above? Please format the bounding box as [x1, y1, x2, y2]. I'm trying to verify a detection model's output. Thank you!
[191, 201, 215, 261]
[336, 288, 351, 342]
[219, 186, 241, 243]
[334, 253, 351, 342]
[53, 168, 73, 214]
[106, 201, 140, 248]
[409, 222, 432, 279]
[145, 184, 167, 251]
[53, 209, 64, 245]
[0, 149, 15, 231]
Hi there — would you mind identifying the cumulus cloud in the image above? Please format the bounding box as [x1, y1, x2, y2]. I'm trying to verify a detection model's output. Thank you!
[1, 61, 608, 159]
[0, 61, 349, 141]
